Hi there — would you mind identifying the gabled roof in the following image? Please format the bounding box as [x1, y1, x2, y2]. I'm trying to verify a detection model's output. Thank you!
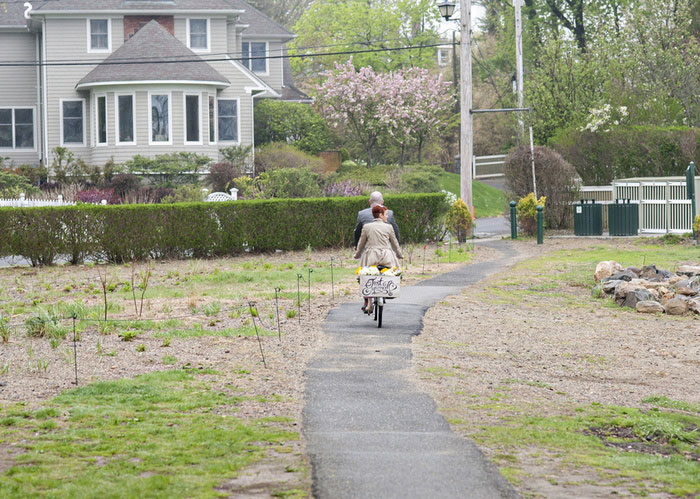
[0, 1, 52, 27]
[32, 0, 243, 13]
[227, 0, 293, 39]
[76, 20, 229, 89]
[280, 48, 311, 103]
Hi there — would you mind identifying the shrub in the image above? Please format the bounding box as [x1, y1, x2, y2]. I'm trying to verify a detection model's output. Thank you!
[0, 171, 40, 198]
[323, 180, 365, 197]
[253, 142, 325, 174]
[693, 214, 700, 238]
[108, 173, 141, 198]
[516, 193, 546, 236]
[160, 185, 206, 204]
[445, 198, 473, 242]
[390, 165, 444, 193]
[254, 100, 335, 155]
[15, 164, 48, 186]
[504, 146, 578, 229]
[257, 168, 322, 199]
[26, 309, 66, 338]
[208, 162, 239, 193]
[550, 126, 700, 185]
[124, 152, 211, 186]
[76, 188, 120, 205]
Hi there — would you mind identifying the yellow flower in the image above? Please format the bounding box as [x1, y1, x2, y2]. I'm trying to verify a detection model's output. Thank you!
[355, 267, 361, 275]
[380, 268, 388, 273]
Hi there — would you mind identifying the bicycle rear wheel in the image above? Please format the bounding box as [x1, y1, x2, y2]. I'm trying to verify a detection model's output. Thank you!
[376, 297, 383, 328]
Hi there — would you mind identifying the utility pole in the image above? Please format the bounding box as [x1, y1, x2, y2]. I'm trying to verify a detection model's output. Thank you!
[459, 0, 473, 211]
[514, 0, 524, 139]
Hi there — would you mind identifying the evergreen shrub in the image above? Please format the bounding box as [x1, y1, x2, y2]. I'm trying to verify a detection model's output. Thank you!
[0, 193, 447, 264]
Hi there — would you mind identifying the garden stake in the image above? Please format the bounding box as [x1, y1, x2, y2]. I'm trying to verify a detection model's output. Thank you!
[330, 257, 335, 300]
[308, 269, 313, 316]
[422, 245, 426, 274]
[296, 274, 302, 324]
[274, 287, 281, 341]
[248, 302, 266, 368]
[448, 240, 452, 263]
[72, 314, 78, 385]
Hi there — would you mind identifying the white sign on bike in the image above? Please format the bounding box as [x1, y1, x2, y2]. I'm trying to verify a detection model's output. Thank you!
[359, 275, 401, 298]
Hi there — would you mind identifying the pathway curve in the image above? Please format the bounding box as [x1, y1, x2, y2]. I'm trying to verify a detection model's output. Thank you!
[303, 240, 521, 498]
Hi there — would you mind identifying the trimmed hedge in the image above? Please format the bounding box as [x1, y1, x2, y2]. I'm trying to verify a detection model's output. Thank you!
[550, 126, 700, 185]
[0, 194, 448, 265]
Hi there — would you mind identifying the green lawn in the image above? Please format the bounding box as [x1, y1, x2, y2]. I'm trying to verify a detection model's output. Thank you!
[438, 172, 507, 218]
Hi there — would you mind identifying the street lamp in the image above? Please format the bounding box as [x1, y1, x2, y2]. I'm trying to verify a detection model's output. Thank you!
[437, 0, 473, 212]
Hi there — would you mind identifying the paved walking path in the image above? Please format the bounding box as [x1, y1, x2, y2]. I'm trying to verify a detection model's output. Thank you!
[303, 240, 521, 498]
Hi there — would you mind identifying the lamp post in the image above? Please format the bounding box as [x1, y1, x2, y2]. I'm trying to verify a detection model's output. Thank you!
[439, 0, 473, 213]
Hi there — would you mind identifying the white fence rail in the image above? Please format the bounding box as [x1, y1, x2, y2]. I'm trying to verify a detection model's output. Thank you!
[0, 194, 76, 208]
[580, 178, 699, 234]
[472, 154, 506, 179]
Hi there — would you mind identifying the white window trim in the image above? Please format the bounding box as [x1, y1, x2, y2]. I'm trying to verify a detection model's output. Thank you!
[0, 107, 37, 151]
[208, 94, 217, 145]
[115, 93, 136, 146]
[183, 93, 202, 146]
[217, 97, 240, 144]
[94, 94, 108, 147]
[242, 41, 269, 76]
[59, 99, 86, 147]
[186, 18, 210, 53]
[87, 18, 112, 54]
[148, 91, 173, 146]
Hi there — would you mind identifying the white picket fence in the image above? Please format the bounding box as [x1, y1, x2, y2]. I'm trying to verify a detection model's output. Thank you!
[0, 193, 76, 208]
[580, 177, 700, 234]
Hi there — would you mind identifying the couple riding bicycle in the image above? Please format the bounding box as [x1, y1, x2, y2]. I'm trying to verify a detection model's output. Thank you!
[353, 192, 403, 315]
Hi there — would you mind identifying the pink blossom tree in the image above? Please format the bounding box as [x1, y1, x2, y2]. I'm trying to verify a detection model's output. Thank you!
[314, 60, 455, 167]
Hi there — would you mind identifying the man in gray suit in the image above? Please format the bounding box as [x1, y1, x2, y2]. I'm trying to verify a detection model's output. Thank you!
[354, 191, 400, 248]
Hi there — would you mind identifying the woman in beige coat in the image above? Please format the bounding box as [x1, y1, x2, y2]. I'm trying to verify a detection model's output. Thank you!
[354, 204, 403, 313]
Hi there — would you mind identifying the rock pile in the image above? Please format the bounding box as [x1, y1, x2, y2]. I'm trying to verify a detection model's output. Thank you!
[594, 260, 700, 315]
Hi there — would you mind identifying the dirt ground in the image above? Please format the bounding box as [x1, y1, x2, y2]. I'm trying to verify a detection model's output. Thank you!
[413, 238, 700, 498]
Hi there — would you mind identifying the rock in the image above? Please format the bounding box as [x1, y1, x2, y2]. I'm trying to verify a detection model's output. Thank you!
[665, 298, 689, 315]
[676, 286, 698, 296]
[622, 289, 656, 309]
[609, 270, 638, 282]
[677, 265, 700, 276]
[595, 261, 623, 282]
[660, 293, 676, 306]
[603, 279, 622, 294]
[625, 266, 641, 276]
[668, 275, 684, 285]
[688, 299, 700, 314]
[636, 300, 665, 314]
[640, 265, 659, 279]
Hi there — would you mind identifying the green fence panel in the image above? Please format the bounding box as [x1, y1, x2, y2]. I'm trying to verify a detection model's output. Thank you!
[573, 199, 603, 236]
[608, 199, 639, 236]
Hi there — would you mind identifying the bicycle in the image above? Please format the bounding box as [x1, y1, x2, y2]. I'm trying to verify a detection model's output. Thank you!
[359, 266, 401, 329]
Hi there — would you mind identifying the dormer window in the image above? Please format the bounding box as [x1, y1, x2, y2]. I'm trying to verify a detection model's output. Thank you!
[188, 19, 209, 51]
[242, 42, 267, 74]
[88, 19, 111, 52]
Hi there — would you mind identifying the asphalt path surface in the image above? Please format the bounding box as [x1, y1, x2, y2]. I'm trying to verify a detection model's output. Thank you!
[303, 240, 520, 498]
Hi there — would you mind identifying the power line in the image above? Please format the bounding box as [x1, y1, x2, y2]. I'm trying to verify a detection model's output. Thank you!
[0, 42, 446, 68]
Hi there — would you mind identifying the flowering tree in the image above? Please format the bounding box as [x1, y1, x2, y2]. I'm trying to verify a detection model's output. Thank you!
[314, 60, 455, 167]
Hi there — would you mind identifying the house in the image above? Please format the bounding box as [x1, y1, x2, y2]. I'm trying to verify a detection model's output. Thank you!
[0, 0, 309, 168]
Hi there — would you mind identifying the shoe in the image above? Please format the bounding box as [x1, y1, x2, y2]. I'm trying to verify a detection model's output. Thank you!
[361, 305, 366, 312]
[366, 302, 373, 314]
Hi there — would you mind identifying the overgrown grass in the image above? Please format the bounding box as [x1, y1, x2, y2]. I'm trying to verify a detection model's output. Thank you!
[471, 402, 700, 495]
[0, 370, 296, 497]
[438, 172, 507, 218]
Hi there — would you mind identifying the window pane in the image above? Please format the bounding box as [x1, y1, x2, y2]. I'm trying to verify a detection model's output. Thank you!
[118, 95, 134, 143]
[251, 42, 266, 72]
[63, 101, 83, 143]
[186, 95, 199, 142]
[0, 109, 11, 146]
[241, 42, 250, 69]
[14, 109, 33, 148]
[217, 100, 237, 142]
[190, 19, 207, 49]
[97, 96, 107, 144]
[208, 96, 215, 143]
[151, 94, 169, 142]
[90, 20, 108, 50]
[0, 109, 11, 125]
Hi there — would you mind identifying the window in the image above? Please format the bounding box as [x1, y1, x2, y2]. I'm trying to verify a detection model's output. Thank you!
[96, 96, 107, 145]
[208, 96, 215, 143]
[242, 42, 267, 73]
[150, 94, 170, 143]
[62, 100, 84, 144]
[188, 19, 209, 51]
[117, 94, 135, 144]
[185, 94, 200, 143]
[88, 19, 110, 52]
[0, 108, 33, 149]
[217, 99, 238, 142]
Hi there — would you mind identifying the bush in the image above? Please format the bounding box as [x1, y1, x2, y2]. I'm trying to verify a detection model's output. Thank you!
[160, 185, 206, 204]
[505, 146, 579, 229]
[253, 143, 325, 174]
[108, 173, 141, 198]
[0, 193, 448, 263]
[390, 165, 444, 193]
[0, 171, 40, 198]
[445, 198, 473, 242]
[208, 162, 239, 193]
[254, 100, 335, 155]
[550, 126, 700, 185]
[124, 152, 211, 187]
[76, 188, 120, 205]
[323, 180, 365, 197]
[516, 193, 546, 236]
[258, 168, 322, 199]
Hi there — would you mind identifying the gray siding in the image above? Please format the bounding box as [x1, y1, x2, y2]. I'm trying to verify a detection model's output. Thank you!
[0, 31, 41, 164]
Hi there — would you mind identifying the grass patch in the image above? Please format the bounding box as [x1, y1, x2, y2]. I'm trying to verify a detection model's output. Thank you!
[0, 370, 296, 497]
[439, 173, 507, 218]
[153, 324, 277, 339]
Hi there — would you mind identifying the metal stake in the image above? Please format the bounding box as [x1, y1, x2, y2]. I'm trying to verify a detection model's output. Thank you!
[248, 302, 266, 368]
[72, 314, 78, 385]
[296, 274, 302, 324]
[274, 287, 281, 341]
[330, 257, 335, 300]
[308, 269, 313, 316]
